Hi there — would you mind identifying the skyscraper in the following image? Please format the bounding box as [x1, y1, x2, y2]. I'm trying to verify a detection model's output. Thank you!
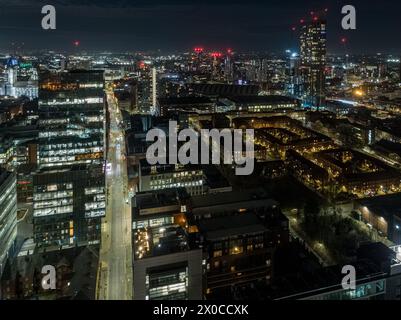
[151, 67, 157, 115]
[287, 52, 302, 97]
[299, 17, 327, 107]
[33, 70, 106, 248]
[0, 168, 17, 276]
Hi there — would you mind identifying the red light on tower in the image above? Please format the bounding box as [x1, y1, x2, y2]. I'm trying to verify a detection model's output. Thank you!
[194, 47, 204, 54]
[227, 48, 232, 54]
[73, 40, 80, 47]
[211, 52, 222, 58]
[341, 37, 347, 44]
[300, 19, 305, 24]
[291, 26, 296, 31]
[313, 16, 318, 21]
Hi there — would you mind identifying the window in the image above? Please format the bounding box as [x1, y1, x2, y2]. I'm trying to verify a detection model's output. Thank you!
[229, 246, 243, 255]
[47, 184, 58, 192]
[213, 250, 222, 258]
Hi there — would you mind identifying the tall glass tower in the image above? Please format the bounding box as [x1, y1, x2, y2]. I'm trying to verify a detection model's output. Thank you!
[33, 70, 106, 248]
[300, 18, 327, 108]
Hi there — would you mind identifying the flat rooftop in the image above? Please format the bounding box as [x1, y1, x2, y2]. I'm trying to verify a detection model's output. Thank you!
[139, 159, 202, 176]
[191, 188, 277, 209]
[132, 188, 189, 218]
[228, 95, 300, 105]
[134, 224, 191, 260]
[158, 96, 213, 105]
[358, 193, 401, 219]
[197, 213, 268, 241]
[189, 83, 260, 96]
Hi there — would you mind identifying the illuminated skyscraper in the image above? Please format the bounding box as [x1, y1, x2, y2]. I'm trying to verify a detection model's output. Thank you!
[0, 169, 17, 276]
[151, 67, 157, 114]
[287, 52, 302, 97]
[37, 70, 105, 168]
[33, 70, 106, 248]
[299, 17, 326, 107]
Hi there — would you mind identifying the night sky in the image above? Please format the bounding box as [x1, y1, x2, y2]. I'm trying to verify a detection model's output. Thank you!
[0, 0, 400, 54]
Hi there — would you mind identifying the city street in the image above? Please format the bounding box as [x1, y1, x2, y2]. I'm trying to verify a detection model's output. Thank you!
[97, 88, 133, 300]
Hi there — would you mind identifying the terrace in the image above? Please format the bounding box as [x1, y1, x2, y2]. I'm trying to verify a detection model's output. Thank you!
[133, 224, 190, 260]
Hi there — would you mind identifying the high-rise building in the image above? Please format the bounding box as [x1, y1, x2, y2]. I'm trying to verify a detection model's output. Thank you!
[0, 64, 38, 100]
[0, 169, 17, 276]
[33, 69, 106, 248]
[131, 188, 203, 300]
[139, 160, 205, 197]
[37, 70, 105, 168]
[287, 53, 302, 97]
[299, 18, 327, 107]
[151, 67, 157, 115]
[33, 165, 105, 247]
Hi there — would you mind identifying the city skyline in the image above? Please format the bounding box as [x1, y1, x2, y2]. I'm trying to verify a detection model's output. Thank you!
[1, 0, 401, 305]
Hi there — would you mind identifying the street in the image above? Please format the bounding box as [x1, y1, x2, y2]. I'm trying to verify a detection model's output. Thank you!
[97, 88, 133, 300]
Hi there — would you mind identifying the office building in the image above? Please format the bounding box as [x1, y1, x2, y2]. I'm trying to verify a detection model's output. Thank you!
[33, 69, 106, 248]
[197, 213, 272, 297]
[227, 95, 300, 113]
[139, 160, 205, 196]
[157, 96, 215, 117]
[0, 169, 17, 276]
[132, 188, 203, 300]
[132, 188, 190, 231]
[33, 165, 105, 247]
[37, 70, 105, 168]
[0, 64, 38, 100]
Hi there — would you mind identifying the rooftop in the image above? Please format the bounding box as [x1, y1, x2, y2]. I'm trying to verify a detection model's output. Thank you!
[139, 159, 202, 176]
[358, 193, 401, 219]
[157, 96, 213, 106]
[228, 95, 300, 105]
[132, 188, 189, 218]
[133, 224, 191, 260]
[191, 188, 277, 210]
[197, 213, 268, 241]
[189, 83, 260, 97]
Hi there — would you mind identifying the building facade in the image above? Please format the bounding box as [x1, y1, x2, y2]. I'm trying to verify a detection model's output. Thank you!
[33, 69, 106, 248]
[0, 169, 17, 276]
[300, 18, 327, 107]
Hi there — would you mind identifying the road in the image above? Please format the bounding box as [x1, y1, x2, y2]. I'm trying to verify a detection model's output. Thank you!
[97, 88, 133, 300]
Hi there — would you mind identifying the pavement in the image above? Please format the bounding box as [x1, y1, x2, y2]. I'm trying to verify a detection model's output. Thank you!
[97, 88, 133, 300]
